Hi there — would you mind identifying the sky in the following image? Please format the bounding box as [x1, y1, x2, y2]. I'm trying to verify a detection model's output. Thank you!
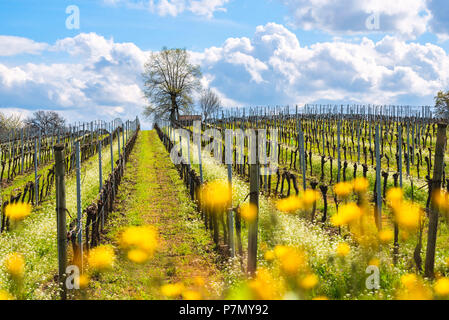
[1, 0, 449, 128]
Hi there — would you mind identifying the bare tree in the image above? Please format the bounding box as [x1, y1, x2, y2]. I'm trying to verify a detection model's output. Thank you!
[142, 48, 201, 126]
[0, 112, 22, 140]
[24, 111, 66, 135]
[434, 90, 449, 120]
[200, 88, 221, 122]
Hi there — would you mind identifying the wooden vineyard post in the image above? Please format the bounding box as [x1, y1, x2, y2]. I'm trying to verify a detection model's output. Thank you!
[357, 120, 361, 164]
[54, 144, 67, 300]
[75, 141, 83, 272]
[34, 138, 39, 205]
[298, 119, 306, 190]
[38, 130, 41, 166]
[375, 124, 382, 230]
[110, 131, 114, 199]
[21, 128, 24, 174]
[99, 138, 104, 230]
[225, 122, 235, 257]
[394, 124, 403, 264]
[195, 121, 204, 184]
[337, 120, 341, 182]
[248, 129, 259, 276]
[425, 122, 447, 279]
[122, 125, 125, 168]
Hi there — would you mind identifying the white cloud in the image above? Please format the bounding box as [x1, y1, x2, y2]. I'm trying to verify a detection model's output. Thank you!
[0, 33, 149, 123]
[189, 0, 229, 19]
[0, 36, 48, 56]
[102, 0, 229, 18]
[193, 22, 449, 106]
[280, 0, 431, 39]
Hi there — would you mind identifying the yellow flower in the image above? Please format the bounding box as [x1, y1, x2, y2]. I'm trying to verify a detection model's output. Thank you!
[264, 250, 275, 261]
[334, 182, 353, 198]
[276, 196, 302, 213]
[394, 203, 422, 232]
[274, 245, 289, 258]
[278, 248, 306, 275]
[5, 202, 32, 222]
[120, 225, 158, 256]
[386, 188, 403, 208]
[434, 278, 449, 297]
[433, 189, 449, 213]
[0, 290, 14, 300]
[248, 268, 284, 300]
[401, 274, 418, 288]
[161, 283, 184, 298]
[312, 296, 329, 300]
[87, 245, 115, 271]
[353, 177, 369, 193]
[79, 274, 90, 289]
[397, 274, 432, 300]
[369, 258, 380, 267]
[299, 274, 319, 290]
[200, 181, 231, 210]
[4, 252, 25, 279]
[127, 249, 149, 264]
[331, 203, 363, 226]
[336, 243, 350, 257]
[378, 229, 394, 244]
[302, 190, 320, 209]
[182, 290, 202, 300]
[239, 203, 258, 222]
[193, 276, 205, 287]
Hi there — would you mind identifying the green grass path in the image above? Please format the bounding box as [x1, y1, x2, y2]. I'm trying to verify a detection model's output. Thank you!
[85, 130, 223, 300]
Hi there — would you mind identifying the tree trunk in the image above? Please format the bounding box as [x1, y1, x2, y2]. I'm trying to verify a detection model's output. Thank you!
[425, 122, 447, 279]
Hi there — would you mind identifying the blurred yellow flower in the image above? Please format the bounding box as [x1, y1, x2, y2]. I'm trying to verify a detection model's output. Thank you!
[264, 250, 275, 261]
[193, 276, 205, 287]
[276, 196, 302, 213]
[312, 296, 329, 300]
[401, 274, 418, 288]
[336, 243, 350, 257]
[353, 177, 369, 193]
[334, 182, 353, 198]
[248, 268, 284, 300]
[120, 225, 158, 257]
[278, 248, 306, 275]
[386, 188, 403, 208]
[0, 290, 14, 300]
[200, 181, 231, 210]
[331, 203, 363, 226]
[182, 290, 202, 300]
[87, 245, 115, 271]
[4, 252, 25, 279]
[274, 245, 289, 258]
[5, 202, 32, 222]
[398, 274, 432, 300]
[161, 283, 184, 298]
[299, 274, 319, 290]
[127, 249, 149, 264]
[79, 274, 90, 289]
[302, 190, 320, 209]
[378, 229, 394, 244]
[369, 258, 380, 267]
[434, 278, 449, 297]
[239, 203, 258, 222]
[394, 203, 422, 232]
[433, 189, 449, 213]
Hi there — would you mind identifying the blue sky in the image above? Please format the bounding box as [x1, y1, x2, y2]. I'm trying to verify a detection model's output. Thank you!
[1, 0, 449, 127]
